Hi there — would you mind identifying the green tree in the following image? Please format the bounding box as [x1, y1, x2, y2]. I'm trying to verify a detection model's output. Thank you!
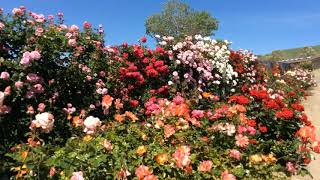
[145, 0, 218, 39]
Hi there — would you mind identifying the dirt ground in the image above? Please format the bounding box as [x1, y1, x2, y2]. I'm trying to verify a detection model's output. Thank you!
[293, 69, 320, 180]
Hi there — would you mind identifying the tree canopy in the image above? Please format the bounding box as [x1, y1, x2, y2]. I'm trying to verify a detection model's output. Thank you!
[145, 0, 218, 39]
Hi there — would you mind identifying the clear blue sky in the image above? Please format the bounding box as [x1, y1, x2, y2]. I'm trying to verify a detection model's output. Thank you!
[1, 0, 319, 54]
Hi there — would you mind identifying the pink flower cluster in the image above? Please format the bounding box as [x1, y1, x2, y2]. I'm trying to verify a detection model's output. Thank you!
[172, 146, 191, 168]
[135, 165, 158, 180]
[20, 50, 41, 66]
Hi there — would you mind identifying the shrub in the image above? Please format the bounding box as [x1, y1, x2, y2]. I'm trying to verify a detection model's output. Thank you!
[0, 6, 319, 179]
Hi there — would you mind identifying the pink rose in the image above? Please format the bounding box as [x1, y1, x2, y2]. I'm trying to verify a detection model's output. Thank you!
[0, 91, 4, 107]
[48, 15, 54, 20]
[235, 134, 249, 148]
[49, 167, 56, 177]
[0, 72, 10, 80]
[35, 27, 44, 36]
[15, 81, 24, 88]
[20, 57, 31, 66]
[229, 149, 241, 160]
[32, 84, 44, 93]
[135, 165, 152, 180]
[30, 51, 41, 60]
[12, 8, 24, 16]
[38, 103, 46, 112]
[69, 25, 79, 32]
[221, 171, 236, 180]
[286, 162, 296, 174]
[70, 171, 84, 180]
[4, 86, 11, 95]
[26, 73, 40, 83]
[164, 124, 175, 138]
[198, 160, 213, 172]
[0, 22, 5, 30]
[68, 39, 77, 47]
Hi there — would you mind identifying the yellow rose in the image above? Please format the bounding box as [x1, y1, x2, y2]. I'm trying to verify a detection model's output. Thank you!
[83, 135, 93, 142]
[155, 153, 168, 165]
[249, 154, 263, 163]
[136, 145, 147, 156]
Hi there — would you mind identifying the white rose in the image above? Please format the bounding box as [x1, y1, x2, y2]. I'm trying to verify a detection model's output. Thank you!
[83, 116, 101, 135]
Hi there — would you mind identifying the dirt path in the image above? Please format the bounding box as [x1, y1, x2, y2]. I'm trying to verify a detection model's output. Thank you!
[293, 69, 320, 180]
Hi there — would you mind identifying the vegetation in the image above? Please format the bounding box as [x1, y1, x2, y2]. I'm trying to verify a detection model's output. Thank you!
[259, 45, 320, 61]
[145, 0, 218, 40]
[0, 6, 319, 180]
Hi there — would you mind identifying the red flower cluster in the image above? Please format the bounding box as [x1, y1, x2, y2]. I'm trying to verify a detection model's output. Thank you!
[249, 89, 268, 100]
[263, 98, 284, 110]
[228, 95, 250, 105]
[145, 60, 169, 78]
[292, 102, 304, 112]
[119, 65, 145, 86]
[275, 108, 294, 119]
[229, 50, 245, 73]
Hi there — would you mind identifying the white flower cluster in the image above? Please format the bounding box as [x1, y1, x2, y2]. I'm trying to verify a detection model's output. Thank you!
[285, 68, 317, 87]
[167, 35, 239, 89]
[30, 112, 54, 133]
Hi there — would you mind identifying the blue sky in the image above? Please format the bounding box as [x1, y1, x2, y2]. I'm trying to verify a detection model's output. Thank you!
[1, 0, 319, 54]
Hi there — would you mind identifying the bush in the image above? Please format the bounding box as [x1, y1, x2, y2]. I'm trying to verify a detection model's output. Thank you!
[0, 6, 319, 179]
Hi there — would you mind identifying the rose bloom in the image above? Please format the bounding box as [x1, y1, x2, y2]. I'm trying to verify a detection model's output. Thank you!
[286, 162, 296, 174]
[0, 72, 10, 80]
[312, 140, 320, 153]
[221, 171, 236, 180]
[101, 139, 113, 151]
[0, 22, 5, 30]
[172, 145, 191, 168]
[69, 25, 79, 32]
[38, 103, 46, 112]
[83, 21, 91, 29]
[70, 171, 84, 180]
[12, 8, 24, 16]
[49, 167, 56, 177]
[20, 56, 31, 66]
[229, 149, 241, 160]
[30, 112, 54, 133]
[15, 81, 24, 88]
[26, 73, 41, 83]
[4, 86, 11, 95]
[0, 91, 4, 107]
[140, 36, 147, 43]
[35, 27, 44, 36]
[198, 160, 213, 172]
[164, 124, 175, 138]
[68, 39, 77, 47]
[135, 165, 152, 180]
[235, 134, 249, 148]
[83, 116, 101, 135]
[30, 51, 41, 60]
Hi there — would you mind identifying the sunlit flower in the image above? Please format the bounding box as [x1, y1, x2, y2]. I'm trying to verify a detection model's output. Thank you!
[70, 171, 84, 180]
[198, 160, 213, 172]
[83, 116, 101, 135]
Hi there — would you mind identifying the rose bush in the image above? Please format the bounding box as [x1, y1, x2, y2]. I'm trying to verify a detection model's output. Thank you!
[0, 6, 319, 179]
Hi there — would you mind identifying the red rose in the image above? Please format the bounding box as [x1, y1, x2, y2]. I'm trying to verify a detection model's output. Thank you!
[140, 36, 147, 43]
[130, 100, 139, 107]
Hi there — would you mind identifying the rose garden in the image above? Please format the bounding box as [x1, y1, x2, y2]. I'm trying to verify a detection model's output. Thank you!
[0, 6, 319, 180]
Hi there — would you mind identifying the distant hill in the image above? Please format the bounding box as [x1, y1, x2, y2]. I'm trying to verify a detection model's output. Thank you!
[259, 45, 320, 61]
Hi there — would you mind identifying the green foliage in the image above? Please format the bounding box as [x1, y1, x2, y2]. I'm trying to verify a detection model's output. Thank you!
[145, 0, 218, 39]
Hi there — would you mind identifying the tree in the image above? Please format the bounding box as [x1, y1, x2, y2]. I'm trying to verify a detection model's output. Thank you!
[145, 0, 218, 39]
